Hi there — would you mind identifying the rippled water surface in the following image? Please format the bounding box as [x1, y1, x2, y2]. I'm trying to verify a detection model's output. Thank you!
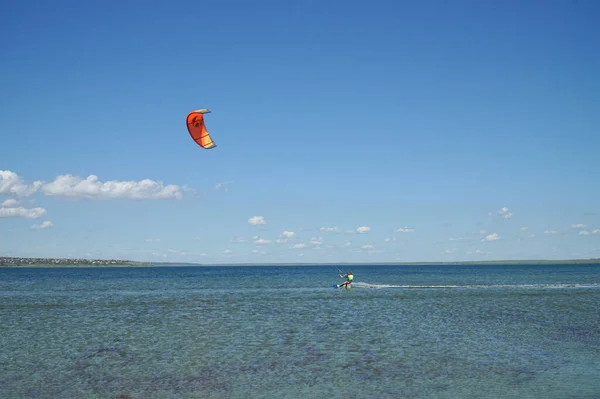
[1, 264, 599, 398]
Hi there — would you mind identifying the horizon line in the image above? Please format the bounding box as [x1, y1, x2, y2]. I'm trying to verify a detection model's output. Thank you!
[2, 255, 600, 267]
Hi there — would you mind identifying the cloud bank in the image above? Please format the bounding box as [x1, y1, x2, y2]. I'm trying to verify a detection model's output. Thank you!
[0, 206, 46, 219]
[1, 170, 185, 200]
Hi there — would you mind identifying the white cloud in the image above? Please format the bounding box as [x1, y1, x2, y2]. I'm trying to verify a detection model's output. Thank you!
[310, 237, 323, 245]
[41, 174, 184, 200]
[544, 229, 558, 235]
[1, 199, 20, 207]
[520, 226, 528, 232]
[0, 170, 43, 197]
[498, 207, 513, 219]
[230, 237, 247, 243]
[167, 248, 187, 256]
[254, 237, 271, 245]
[275, 232, 296, 244]
[569, 224, 587, 230]
[281, 231, 295, 239]
[248, 216, 266, 225]
[2, 170, 187, 200]
[579, 230, 590, 236]
[592, 230, 600, 235]
[223, 249, 233, 254]
[384, 237, 396, 242]
[31, 220, 53, 230]
[0, 206, 46, 219]
[467, 249, 491, 255]
[292, 243, 306, 249]
[482, 233, 500, 242]
[396, 227, 415, 233]
[443, 248, 458, 254]
[362, 244, 374, 250]
[449, 236, 470, 242]
[320, 226, 341, 232]
[215, 181, 233, 191]
[356, 226, 370, 234]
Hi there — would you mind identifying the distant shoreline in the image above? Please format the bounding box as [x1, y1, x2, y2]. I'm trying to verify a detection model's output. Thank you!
[1, 256, 599, 268]
[0, 256, 150, 267]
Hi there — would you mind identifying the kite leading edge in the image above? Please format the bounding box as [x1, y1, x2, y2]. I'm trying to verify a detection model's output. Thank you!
[186, 108, 217, 149]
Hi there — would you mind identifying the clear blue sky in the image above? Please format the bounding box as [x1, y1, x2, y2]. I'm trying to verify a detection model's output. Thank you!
[1, 0, 599, 264]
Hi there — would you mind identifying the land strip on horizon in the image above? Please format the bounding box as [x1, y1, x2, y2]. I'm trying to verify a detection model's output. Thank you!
[1, 256, 599, 267]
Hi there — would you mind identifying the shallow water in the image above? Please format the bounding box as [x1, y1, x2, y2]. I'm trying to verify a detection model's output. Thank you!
[1, 264, 599, 398]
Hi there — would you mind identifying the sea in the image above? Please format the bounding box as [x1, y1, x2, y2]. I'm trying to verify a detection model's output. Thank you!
[1, 263, 599, 399]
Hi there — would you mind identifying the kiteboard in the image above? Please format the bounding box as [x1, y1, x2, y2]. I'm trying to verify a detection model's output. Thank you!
[333, 283, 352, 289]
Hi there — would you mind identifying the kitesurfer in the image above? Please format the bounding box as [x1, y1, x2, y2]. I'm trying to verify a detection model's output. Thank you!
[339, 271, 354, 287]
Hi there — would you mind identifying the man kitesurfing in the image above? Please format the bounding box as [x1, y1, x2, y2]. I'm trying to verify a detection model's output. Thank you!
[337, 271, 354, 288]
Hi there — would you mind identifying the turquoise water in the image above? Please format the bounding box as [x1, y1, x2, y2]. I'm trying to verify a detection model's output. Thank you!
[1, 264, 599, 398]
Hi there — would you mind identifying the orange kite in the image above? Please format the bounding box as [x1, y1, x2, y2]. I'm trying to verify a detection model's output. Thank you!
[186, 108, 216, 149]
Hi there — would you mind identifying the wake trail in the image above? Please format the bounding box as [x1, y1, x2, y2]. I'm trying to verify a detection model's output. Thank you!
[350, 282, 600, 290]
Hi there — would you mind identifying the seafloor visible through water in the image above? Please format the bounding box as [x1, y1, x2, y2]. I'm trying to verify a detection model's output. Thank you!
[1, 264, 599, 398]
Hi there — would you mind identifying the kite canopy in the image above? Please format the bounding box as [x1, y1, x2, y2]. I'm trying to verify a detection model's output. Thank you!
[186, 109, 216, 149]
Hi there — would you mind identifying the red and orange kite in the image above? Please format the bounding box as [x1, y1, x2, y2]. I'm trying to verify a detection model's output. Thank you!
[186, 108, 217, 149]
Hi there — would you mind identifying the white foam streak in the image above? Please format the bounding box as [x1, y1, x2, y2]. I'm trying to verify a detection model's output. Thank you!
[351, 282, 600, 290]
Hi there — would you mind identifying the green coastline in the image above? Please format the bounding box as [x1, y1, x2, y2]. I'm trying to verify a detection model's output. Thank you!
[1, 256, 599, 268]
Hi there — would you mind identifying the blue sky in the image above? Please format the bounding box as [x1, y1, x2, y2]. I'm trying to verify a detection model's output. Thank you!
[1, 0, 599, 264]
